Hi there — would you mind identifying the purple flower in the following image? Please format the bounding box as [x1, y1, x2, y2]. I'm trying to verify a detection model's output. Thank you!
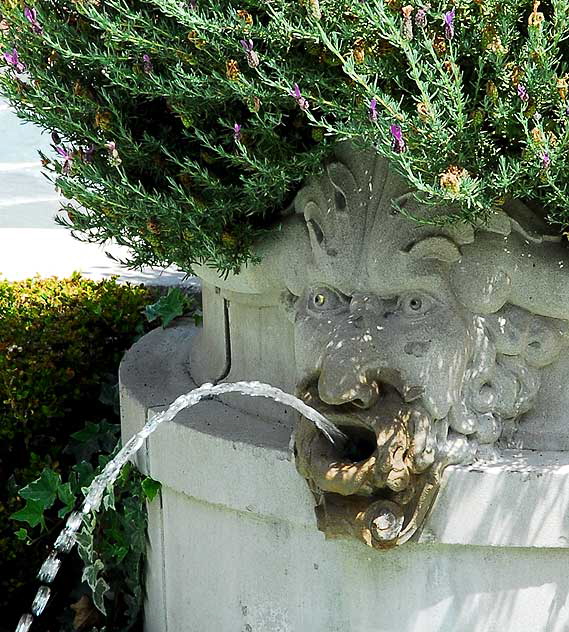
[55, 145, 73, 174]
[443, 8, 455, 40]
[290, 83, 309, 111]
[233, 123, 242, 142]
[390, 124, 406, 153]
[541, 151, 551, 169]
[189, 0, 197, 8]
[3, 48, 25, 73]
[517, 83, 529, 102]
[51, 131, 61, 145]
[240, 39, 259, 68]
[415, 7, 427, 28]
[24, 7, 42, 34]
[142, 53, 153, 73]
[368, 98, 378, 123]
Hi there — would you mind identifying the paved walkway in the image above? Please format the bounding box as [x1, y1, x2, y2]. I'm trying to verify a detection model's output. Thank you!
[0, 228, 197, 286]
[0, 103, 195, 286]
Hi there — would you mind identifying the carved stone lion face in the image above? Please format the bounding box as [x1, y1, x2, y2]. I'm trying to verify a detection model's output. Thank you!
[197, 143, 569, 548]
[293, 283, 476, 547]
[285, 145, 569, 548]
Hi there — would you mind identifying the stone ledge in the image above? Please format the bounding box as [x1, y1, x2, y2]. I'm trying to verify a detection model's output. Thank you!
[120, 321, 569, 549]
[424, 450, 569, 548]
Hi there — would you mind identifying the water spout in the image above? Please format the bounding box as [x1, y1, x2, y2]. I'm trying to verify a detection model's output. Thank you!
[14, 381, 345, 632]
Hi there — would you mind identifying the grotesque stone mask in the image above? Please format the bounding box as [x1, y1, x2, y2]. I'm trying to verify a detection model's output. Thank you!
[293, 286, 469, 546]
[195, 142, 569, 549]
[285, 144, 569, 548]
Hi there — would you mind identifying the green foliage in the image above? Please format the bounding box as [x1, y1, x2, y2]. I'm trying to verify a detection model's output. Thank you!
[75, 458, 161, 622]
[10, 420, 160, 630]
[4, 0, 569, 273]
[140, 477, 161, 502]
[0, 275, 155, 630]
[145, 286, 201, 328]
[0, 273, 151, 436]
[10, 468, 62, 528]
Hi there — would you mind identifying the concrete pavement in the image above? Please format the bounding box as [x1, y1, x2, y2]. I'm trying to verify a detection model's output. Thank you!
[0, 102, 195, 286]
[0, 228, 196, 286]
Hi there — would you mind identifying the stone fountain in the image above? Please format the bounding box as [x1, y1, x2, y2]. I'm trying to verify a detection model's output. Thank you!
[121, 143, 569, 631]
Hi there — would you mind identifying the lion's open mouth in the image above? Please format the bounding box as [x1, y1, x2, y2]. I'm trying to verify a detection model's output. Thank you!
[337, 425, 377, 462]
[295, 378, 443, 548]
[298, 378, 432, 485]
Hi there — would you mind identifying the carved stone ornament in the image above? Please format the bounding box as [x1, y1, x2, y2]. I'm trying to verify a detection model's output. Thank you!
[197, 142, 569, 549]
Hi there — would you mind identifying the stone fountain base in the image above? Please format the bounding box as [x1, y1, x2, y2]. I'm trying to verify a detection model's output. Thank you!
[120, 319, 569, 632]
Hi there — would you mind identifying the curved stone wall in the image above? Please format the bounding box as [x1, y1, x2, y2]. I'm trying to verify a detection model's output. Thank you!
[120, 320, 569, 632]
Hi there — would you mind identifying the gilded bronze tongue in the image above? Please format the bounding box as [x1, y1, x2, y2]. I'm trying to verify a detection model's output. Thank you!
[295, 393, 444, 548]
[313, 467, 444, 549]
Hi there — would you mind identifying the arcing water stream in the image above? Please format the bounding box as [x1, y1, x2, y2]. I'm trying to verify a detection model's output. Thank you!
[14, 381, 346, 632]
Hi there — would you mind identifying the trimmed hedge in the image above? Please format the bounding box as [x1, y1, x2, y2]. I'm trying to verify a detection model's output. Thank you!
[0, 274, 154, 630]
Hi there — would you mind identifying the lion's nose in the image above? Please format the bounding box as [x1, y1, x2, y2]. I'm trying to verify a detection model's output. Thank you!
[350, 293, 382, 316]
[318, 373, 380, 409]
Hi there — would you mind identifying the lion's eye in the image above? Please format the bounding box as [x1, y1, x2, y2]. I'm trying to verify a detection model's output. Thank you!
[308, 287, 347, 313]
[400, 294, 432, 316]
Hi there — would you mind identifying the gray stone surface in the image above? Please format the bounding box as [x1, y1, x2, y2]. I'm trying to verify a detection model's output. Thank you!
[197, 143, 569, 451]
[155, 489, 569, 632]
[121, 321, 569, 631]
[121, 143, 569, 627]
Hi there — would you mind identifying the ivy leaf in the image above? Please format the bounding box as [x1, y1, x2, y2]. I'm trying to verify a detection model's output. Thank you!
[141, 477, 161, 502]
[82, 559, 110, 613]
[19, 468, 61, 507]
[102, 486, 115, 511]
[14, 528, 29, 541]
[109, 544, 129, 563]
[57, 482, 76, 518]
[11, 499, 47, 529]
[71, 421, 108, 443]
[67, 421, 119, 462]
[11, 469, 62, 527]
[82, 558, 105, 588]
[76, 530, 94, 565]
[144, 288, 186, 328]
[92, 577, 110, 615]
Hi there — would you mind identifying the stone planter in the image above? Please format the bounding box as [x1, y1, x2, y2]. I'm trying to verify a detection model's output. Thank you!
[121, 144, 569, 631]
